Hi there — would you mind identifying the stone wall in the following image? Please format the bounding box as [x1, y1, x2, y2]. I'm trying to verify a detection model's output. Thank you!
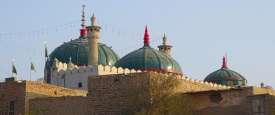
[87, 72, 151, 115]
[29, 72, 275, 115]
[30, 72, 152, 115]
[187, 88, 253, 115]
[85, 72, 229, 115]
[25, 81, 87, 97]
[0, 80, 87, 115]
[247, 94, 275, 115]
[0, 81, 26, 115]
[29, 97, 87, 115]
[252, 86, 275, 96]
[25, 81, 87, 114]
[184, 87, 275, 115]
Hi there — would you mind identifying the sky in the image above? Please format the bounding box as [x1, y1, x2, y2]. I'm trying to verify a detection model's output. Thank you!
[0, 0, 275, 87]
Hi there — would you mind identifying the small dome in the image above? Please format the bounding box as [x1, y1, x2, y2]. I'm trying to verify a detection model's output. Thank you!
[204, 56, 247, 86]
[47, 37, 119, 67]
[115, 27, 182, 74]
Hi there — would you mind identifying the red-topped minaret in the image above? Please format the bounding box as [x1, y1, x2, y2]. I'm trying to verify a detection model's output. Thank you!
[144, 26, 150, 46]
[222, 55, 228, 69]
[80, 5, 87, 37]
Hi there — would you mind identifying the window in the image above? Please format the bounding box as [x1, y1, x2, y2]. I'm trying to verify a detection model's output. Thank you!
[78, 82, 83, 88]
[252, 99, 265, 115]
[9, 101, 15, 115]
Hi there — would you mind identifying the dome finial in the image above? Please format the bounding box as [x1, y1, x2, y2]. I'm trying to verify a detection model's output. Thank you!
[163, 33, 167, 45]
[144, 26, 150, 46]
[222, 55, 228, 69]
[80, 5, 87, 37]
[91, 13, 96, 26]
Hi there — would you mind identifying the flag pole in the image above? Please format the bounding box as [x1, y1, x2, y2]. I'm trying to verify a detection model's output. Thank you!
[30, 59, 31, 81]
[30, 67, 32, 81]
[11, 59, 17, 80]
[44, 41, 48, 83]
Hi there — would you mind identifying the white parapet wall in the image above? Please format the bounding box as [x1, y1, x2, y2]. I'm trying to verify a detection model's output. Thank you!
[50, 60, 144, 90]
[50, 61, 230, 91]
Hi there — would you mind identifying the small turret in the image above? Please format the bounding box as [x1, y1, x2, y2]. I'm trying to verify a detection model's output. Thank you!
[158, 33, 172, 56]
[67, 57, 75, 70]
[52, 58, 59, 71]
[87, 14, 101, 66]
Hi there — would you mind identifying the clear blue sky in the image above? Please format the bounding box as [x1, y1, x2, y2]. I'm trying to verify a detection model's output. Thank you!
[0, 0, 275, 87]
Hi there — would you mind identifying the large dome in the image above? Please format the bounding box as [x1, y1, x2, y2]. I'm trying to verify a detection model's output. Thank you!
[204, 57, 247, 86]
[115, 27, 182, 74]
[47, 37, 119, 67]
[115, 46, 182, 74]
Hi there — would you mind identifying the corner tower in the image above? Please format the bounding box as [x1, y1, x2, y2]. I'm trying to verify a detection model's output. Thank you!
[87, 14, 101, 66]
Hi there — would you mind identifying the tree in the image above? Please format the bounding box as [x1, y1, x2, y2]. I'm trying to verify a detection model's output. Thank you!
[123, 72, 195, 115]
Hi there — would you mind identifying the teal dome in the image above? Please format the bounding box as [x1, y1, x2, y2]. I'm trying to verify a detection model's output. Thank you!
[47, 37, 119, 67]
[115, 46, 182, 74]
[204, 57, 247, 86]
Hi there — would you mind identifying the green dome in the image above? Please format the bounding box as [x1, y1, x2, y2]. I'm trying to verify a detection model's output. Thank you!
[204, 57, 247, 86]
[47, 37, 119, 67]
[115, 46, 182, 74]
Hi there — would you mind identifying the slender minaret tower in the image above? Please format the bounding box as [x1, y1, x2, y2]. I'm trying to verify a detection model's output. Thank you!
[87, 14, 101, 65]
[80, 5, 87, 37]
[158, 33, 172, 56]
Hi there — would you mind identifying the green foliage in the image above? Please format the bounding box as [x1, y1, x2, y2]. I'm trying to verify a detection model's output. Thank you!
[124, 73, 195, 115]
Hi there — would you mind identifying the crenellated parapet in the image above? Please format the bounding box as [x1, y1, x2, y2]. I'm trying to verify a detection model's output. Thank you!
[180, 76, 231, 89]
[51, 58, 149, 77]
[146, 71, 231, 93]
[51, 58, 79, 72]
[52, 65, 97, 78]
[51, 64, 144, 78]
[50, 60, 231, 91]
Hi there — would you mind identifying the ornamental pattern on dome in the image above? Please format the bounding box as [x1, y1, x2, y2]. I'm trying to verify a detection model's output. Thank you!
[204, 56, 247, 86]
[115, 27, 182, 74]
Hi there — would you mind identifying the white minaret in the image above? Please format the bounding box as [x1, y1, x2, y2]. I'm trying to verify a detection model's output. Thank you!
[87, 14, 101, 65]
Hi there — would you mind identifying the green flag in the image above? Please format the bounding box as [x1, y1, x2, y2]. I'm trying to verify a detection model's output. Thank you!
[31, 62, 36, 72]
[12, 64, 17, 74]
[45, 46, 48, 58]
